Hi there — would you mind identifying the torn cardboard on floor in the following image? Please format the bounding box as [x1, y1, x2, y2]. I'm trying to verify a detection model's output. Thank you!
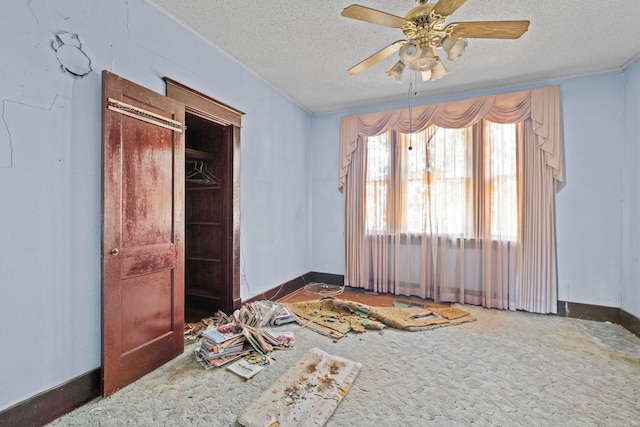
[285, 298, 475, 338]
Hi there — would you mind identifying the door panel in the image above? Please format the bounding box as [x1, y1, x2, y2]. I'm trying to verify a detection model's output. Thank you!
[120, 271, 173, 352]
[101, 71, 185, 396]
[121, 113, 174, 247]
[121, 244, 178, 278]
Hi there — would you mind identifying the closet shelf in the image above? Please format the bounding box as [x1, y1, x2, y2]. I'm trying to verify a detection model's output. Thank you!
[186, 254, 223, 262]
[186, 185, 221, 190]
[185, 148, 215, 160]
[186, 287, 221, 300]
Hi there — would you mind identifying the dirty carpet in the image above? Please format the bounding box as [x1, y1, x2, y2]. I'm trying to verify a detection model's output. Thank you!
[237, 348, 361, 427]
[47, 304, 640, 426]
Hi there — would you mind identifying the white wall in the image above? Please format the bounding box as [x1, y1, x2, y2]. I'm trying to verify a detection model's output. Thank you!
[0, 0, 311, 410]
[622, 59, 640, 319]
[311, 73, 628, 310]
[309, 113, 346, 274]
[556, 73, 625, 307]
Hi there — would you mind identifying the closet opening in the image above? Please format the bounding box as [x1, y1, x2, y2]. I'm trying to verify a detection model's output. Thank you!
[165, 78, 243, 322]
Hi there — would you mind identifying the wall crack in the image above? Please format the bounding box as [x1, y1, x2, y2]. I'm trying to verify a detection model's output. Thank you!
[1, 101, 15, 168]
[26, 0, 42, 27]
[1, 95, 66, 168]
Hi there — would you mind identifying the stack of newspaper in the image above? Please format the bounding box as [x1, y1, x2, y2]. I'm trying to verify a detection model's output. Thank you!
[226, 327, 294, 380]
[195, 323, 249, 369]
[233, 300, 298, 327]
[193, 301, 298, 372]
[242, 324, 296, 354]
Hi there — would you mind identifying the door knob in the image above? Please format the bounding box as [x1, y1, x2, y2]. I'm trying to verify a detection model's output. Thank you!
[110, 248, 119, 256]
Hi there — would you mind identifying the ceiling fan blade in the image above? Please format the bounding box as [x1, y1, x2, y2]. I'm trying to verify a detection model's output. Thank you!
[348, 40, 405, 75]
[341, 4, 407, 29]
[432, 0, 467, 17]
[445, 20, 530, 39]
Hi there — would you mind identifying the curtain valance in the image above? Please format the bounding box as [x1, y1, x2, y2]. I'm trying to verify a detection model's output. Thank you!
[339, 86, 563, 192]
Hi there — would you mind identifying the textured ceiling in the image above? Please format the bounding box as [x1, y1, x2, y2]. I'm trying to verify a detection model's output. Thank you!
[146, 0, 640, 113]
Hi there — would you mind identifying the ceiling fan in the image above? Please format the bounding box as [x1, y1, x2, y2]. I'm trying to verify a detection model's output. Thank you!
[341, 0, 530, 82]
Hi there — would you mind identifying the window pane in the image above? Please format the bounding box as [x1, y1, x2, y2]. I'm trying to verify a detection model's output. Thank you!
[486, 122, 517, 240]
[402, 126, 471, 235]
[365, 134, 389, 233]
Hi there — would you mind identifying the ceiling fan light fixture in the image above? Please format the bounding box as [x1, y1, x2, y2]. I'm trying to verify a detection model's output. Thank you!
[386, 60, 406, 82]
[398, 40, 422, 65]
[413, 46, 438, 71]
[442, 36, 468, 61]
[429, 59, 449, 81]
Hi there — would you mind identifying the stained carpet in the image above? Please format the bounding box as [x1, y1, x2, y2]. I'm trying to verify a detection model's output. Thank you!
[237, 348, 361, 427]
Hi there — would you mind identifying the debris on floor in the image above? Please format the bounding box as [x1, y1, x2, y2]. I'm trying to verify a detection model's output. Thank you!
[183, 310, 229, 344]
[187, 301, 298, 373]
[286, 298, 475, 338]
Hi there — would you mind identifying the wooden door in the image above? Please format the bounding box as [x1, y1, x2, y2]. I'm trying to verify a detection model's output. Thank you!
[101, 71, 185, 396]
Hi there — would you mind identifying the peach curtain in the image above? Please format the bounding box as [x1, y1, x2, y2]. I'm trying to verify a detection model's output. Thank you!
[340, 86, 563, 313]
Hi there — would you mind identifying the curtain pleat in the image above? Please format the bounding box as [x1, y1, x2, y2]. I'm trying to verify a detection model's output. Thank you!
[516, 120, 558, 313]
[344, 138, 366, 288]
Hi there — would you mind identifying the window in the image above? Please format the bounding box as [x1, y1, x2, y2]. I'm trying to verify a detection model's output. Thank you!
[365, 120, 518, 240]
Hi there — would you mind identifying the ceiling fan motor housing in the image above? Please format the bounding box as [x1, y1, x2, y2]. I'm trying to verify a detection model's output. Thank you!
[403, 4, 447, 50]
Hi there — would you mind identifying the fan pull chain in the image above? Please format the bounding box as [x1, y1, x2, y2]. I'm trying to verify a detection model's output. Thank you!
[407, 72, 419, 151]
[408, 81, 413, 151]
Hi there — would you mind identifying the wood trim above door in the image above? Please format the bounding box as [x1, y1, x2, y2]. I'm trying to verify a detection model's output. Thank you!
[163, 78, 244, 127]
